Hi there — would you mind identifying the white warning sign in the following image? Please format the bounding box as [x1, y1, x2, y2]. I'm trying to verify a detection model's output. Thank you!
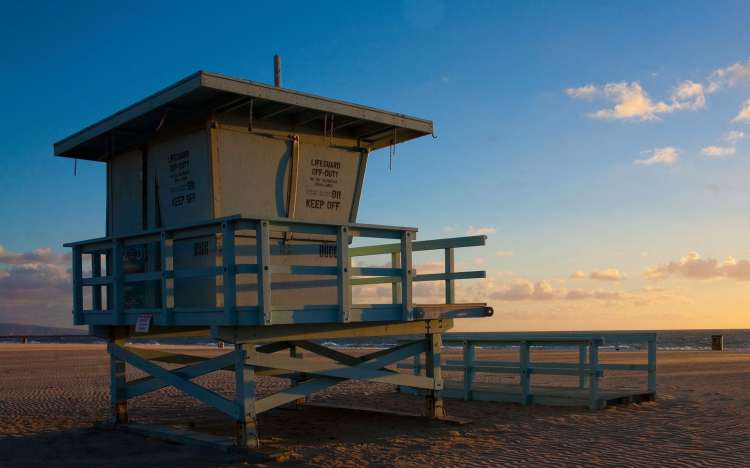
[295, 145, 359, 223]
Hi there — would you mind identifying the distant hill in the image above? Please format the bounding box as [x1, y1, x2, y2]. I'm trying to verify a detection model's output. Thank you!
[0, 323, 86, 336]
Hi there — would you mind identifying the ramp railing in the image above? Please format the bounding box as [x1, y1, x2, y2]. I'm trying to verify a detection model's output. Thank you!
[400, 332, 657, 410]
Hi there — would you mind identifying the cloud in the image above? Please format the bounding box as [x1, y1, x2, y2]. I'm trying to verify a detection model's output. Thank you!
[726, 130, 745, 142]
[634, 147, 679, 166]
[669, 80, 706, 111]
[0, 245, 73, 327]
[707, 57, 750, 92]
[565, 80, 705, 121]
[587, 82, 673, 121]
[589, 268, 626, 281]
[495, 250, 513, 257]
[466, 226, 496, 236]
[701, 145, 736, 157]
[564, 84, 598, 98]
[570, 268, 626, 281]
[644, 251, 750, 281]
[566, 56, 750, 121]
[489, 279, 632, 302]
[731, 99, 750, 123]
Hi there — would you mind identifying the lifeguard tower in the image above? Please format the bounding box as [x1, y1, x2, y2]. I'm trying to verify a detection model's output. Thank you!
[56, 65, 492, 449]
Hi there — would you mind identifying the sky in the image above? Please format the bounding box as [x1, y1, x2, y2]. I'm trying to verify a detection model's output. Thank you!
[1, 0, 750, 331]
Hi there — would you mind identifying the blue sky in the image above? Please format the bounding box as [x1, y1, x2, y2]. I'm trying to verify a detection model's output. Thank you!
[2, 1, 750, 329]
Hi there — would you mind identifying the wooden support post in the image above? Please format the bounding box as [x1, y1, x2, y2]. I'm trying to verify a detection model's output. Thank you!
[462, 340, 474, 400]
[109, 342, 128, 424]
[112, 240, 124, 325]
[91, 252, 102, 312]
[235, 344, 259, 449]
[647, 338, 657, 393]
[337, 226, 351, 323]
[578, 344, 588, 389]
[72, 246, 83, 325]
[289, 344, 306, 407]
[444, 248, 455, 304]
[256, 221, 272, 325]
[412, 344, 422, 376]
[222, 222, 237, 325]
[160, 232, 174, 325]
[400, 231, 413, 321]
[425, 333, 445, 418]
[588, 341, 600, 410]
[391, 252, 401, 305]
[520, 341, 531, 405]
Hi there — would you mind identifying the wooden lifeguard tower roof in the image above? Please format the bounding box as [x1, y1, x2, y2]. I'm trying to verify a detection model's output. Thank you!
[54, 70, 433, 161]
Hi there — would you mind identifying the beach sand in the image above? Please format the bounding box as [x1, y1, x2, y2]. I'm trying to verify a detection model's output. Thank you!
[1, 344, 749, 467]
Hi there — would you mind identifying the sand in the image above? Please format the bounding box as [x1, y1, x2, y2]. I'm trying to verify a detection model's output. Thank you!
[1, 344, 749, 467]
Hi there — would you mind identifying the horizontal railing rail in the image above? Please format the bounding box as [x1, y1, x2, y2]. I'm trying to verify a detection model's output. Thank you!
[65, 215, 489, 328]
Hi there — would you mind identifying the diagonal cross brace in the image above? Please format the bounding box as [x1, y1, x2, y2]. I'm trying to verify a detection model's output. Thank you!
[125, 350, 237, 398]
[109, 344, 240, 419]
[253, 340, 432, 414]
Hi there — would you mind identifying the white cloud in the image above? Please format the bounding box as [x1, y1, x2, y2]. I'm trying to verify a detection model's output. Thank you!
[726, 130, 745, 142]
[565, 80, 705, 121]
[644, 251, 750, 281]
[489, 279, 632, 302]
[588, 82, 673, 121]
[732, 99, 750, 123]
[634, 147, 679, 166]
[670, 80, 706, 111]
[466, 226, 496, 236]
[571, 268, 626, 281]
[565, 84, 598, 98]
[701, 145, 736, 157]
[495, 250, 513, 257]
[707, 57, 750, 92]
[589, 268, 626, 281]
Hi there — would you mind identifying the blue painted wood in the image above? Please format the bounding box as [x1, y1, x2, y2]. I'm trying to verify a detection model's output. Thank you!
[67, 215, 490, 328]
[337, 226, 351, 323]
[110, 344, 240, 419]
[234, 344, 258, 449]
[125, 350, 237, 398]
[221, 221, 237, 325]
[256, 221, 272, 326]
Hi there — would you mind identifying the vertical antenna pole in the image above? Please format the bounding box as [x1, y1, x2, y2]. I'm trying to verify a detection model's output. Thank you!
[274, 54, 282, 88]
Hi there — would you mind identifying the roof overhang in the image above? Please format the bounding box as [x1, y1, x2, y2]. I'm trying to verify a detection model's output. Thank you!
[53, 71, 433, 161]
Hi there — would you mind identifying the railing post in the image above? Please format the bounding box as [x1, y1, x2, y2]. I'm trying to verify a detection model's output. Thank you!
[647, 337, 657, 394]
[91, 252, 102, 312]
[425, 331, 445, 418]
[391, 252, 401, 305]
[256, 221, 272, 326]
[337, 226, 351, 323]
[400, 231, 413, 321]
[589, 340, 600, 409]
[520, 341, 531, 405]
[444, 247, 455, 304]
[160, 232, 174, 326]
[222, 221, 237, 325]
[463, 340, 475, 400]
[72, 246, 83, 325]
[578, 344, 588, 389]
[112, 240, 124, 325]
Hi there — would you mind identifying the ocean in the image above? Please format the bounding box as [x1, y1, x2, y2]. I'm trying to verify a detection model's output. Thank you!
[2, 329, 750, 351]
